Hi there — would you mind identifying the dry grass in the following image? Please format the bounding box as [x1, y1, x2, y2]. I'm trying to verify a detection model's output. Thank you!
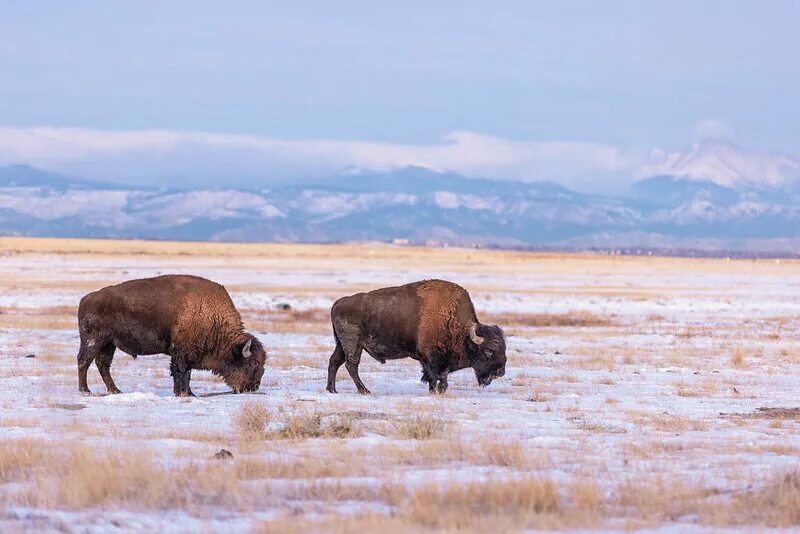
[731, 345, 747, 369]
[0, 306, 76, 330]
[405, 477, 561, 531]
[0, 416, 41, 428]
[617, 471, 800, 528]
[479, 439, 528, 468]
[1, 441, 242, 509]
[236, 454, 356, 480]
[487, 310, 616, 328]
[650, 414, 710, 432]
[243, 307, 331, 334]
[234, 400, 270, 442]
[147, 429, 230, 444]
[570, 479, 604, 515]
[392, 415, 450, 440]
[0, 439, 46, 482]
[674, 377, 719, 398]
[716, 470, 800, 527]
[270, 408, 359, 440]
[526, 384, 556, 402]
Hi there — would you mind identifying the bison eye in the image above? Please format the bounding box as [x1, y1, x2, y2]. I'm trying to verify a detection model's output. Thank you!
[484, 349, 494, 357]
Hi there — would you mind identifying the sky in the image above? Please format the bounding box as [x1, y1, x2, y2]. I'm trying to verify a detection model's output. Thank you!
[0, 1, 798, 191]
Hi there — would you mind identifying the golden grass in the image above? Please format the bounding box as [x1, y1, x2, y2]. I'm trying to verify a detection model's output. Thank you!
[269, 408, 359, 440]
[0, 439, 46, 482]
[392, 415, 450, 440]
[479, 439, 528, 468]
[1, 441, 241, 509]
[731, 345, 747, 369]
[650, 414, 710, 432]
[243, 307, 331, 334]
[526, 384, 556, 402]
[487, 310, 617, 328]
[405, 477, 561, 531]
[0, 306, 76, 330]
[236, 454, 355, 480]
[234, 400, 270, 442]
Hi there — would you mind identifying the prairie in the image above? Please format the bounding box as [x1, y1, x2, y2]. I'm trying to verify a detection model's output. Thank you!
[1, 237, 799, 531]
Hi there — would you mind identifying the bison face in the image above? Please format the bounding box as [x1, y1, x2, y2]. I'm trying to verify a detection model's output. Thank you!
[467, 324, 507, 387]
[222, 336, 267, 393]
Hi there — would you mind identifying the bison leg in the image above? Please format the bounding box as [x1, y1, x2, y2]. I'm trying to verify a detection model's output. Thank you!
[95, 342, 122, 394]
[344, 346, 371, 395]
[170, 352, 195, 397]
[421, 366, 438, 393]
[77, 339, 100, 395]
[326, 342, 346, 393]
[435, 372, 448, 394]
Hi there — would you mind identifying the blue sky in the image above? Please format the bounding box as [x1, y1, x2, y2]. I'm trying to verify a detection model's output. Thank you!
[0, 1, 798, 189]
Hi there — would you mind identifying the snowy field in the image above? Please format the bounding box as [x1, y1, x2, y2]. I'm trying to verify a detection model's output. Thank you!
[2, 238, 800, 532]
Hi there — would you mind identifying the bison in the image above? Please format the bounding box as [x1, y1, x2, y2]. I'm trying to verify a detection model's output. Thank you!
[77, 275, 267, 397]
[326, 279, 506, 394]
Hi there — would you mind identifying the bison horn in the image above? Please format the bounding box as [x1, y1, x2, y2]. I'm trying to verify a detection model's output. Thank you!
[242, 338, 253, 358]
[469, 323, 485, 345]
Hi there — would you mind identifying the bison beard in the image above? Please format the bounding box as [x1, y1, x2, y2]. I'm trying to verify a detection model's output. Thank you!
[76, 275, 267, 397]
[326, 279, 506, 394]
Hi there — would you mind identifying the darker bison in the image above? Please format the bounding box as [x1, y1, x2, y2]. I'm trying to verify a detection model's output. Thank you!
[327, 279, 506, 394]
[77, 275, 267, 397]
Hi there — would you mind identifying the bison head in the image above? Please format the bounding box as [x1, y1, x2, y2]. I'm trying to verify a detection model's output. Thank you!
[221, 335, 267, 393]
[466, 323, 506, 387]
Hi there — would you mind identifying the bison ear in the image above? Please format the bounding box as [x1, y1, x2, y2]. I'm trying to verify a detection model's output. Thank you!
[469, 323, 485, 346]
[242, 338, 253, 359]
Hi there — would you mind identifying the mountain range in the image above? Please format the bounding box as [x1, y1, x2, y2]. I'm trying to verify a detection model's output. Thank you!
[1, 141, 800, 254]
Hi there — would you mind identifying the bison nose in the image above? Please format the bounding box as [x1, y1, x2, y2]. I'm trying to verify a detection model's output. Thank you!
[497, 368, 505, 377]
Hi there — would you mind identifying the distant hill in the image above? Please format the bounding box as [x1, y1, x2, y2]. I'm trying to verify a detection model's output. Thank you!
[1, 163, 800, 254]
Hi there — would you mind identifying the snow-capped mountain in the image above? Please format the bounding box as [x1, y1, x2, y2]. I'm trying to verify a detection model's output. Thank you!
[1, 163, 800, 253]
[638, 141, 800, 190]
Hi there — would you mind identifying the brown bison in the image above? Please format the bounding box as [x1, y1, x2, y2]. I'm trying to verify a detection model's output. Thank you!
[327, 279, 506, 394]
[77, 275, 267, 397]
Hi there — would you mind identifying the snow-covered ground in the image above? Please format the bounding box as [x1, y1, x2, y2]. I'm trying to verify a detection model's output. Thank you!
[1, 242, 799, 531]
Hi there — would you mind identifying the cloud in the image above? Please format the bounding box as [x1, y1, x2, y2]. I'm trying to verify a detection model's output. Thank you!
[0, 126, 636, 190]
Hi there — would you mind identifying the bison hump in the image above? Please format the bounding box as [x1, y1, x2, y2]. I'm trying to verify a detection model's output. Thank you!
[415, 280, 472, 356]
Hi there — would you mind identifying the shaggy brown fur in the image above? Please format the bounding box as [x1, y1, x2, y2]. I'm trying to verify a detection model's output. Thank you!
[416, 280, 477, 370]
[77, 275, 267, 396]
[327, 279, 506, 394]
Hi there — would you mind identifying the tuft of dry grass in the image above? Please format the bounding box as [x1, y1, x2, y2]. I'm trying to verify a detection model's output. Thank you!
[392, 415, 449, 440]
[526, 384, 555, 402]
[731, 345, 747, 369]
[234, 400, 270, 441]
[271, 408, 359, 440]
[651, 414, 710, 432]
[479, 438, 527, 468]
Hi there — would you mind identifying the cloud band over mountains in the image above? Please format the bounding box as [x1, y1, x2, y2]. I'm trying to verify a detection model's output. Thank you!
[1, 126, 798, 192]
[0, 127, 635, 190]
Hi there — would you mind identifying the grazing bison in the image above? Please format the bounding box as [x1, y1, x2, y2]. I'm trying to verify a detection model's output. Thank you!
[327, 279, 506, 394]
[77, 275, 267, 397]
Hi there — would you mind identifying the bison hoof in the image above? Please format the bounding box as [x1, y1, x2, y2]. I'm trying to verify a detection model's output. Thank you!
[357, 388, 372, 395]
[79, 388, 92, 396]
[108, 388, 122, 395]
[326, 386, 338, 394]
